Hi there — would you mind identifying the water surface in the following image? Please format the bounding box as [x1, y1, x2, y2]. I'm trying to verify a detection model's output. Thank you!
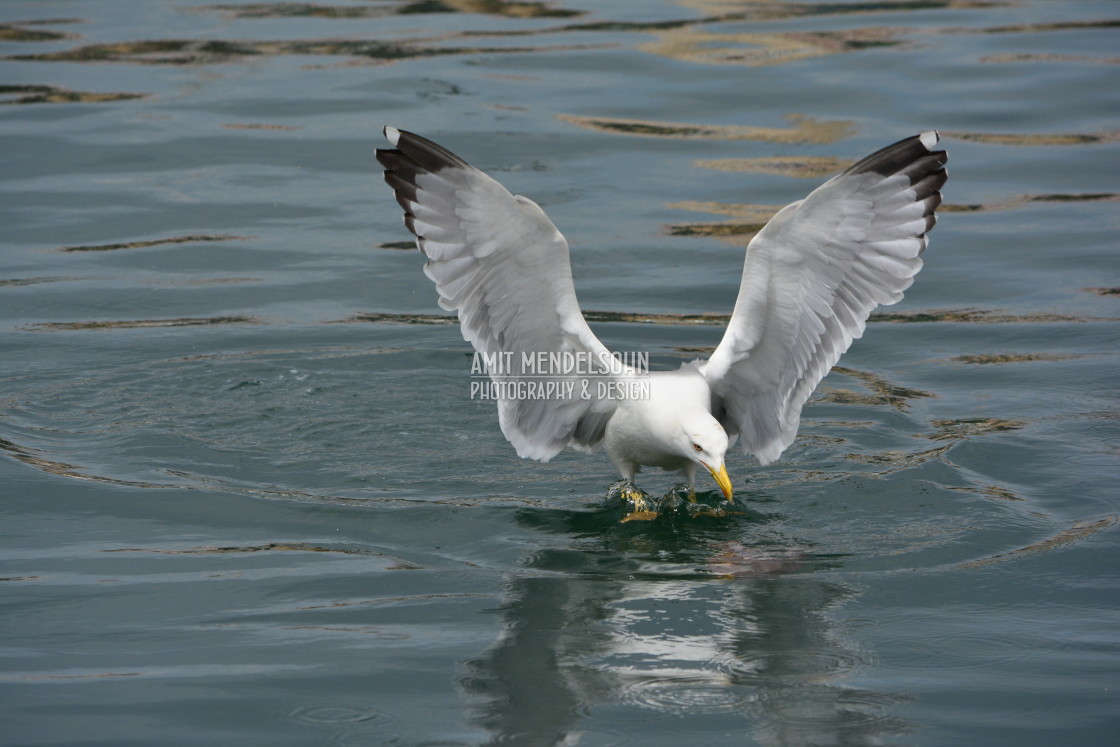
[2, 0, 1118, 744]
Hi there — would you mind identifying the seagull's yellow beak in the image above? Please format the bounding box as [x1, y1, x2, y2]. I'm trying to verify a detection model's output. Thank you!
[705, 462, 733, 501]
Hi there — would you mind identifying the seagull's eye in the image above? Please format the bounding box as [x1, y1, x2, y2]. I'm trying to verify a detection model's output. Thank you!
[692, 443, 702, 452]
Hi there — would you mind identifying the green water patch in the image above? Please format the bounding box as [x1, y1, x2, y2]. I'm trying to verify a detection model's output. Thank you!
[340, 308, 1119, 327]
[942, 192, 1118, 214]
[23, 315, 260, 331]
[962, 18, 1120, 34]
[822, 366, 935, 411]
[0, 84, 146, 105]
[0, 436, 161, 488]
[637, 25, 905, 68]
[926, 418, 1027, 440]
[841, 443, 953, 474]
[557, 113, 855, 144]
[956, 516, 1120, 569]
[54, 234, 252, 252]
[0, 22, 76, 42]
[981, 52, 1120, 64]
[695, 155, 852, 178]
[200, 1, 583, 19]
[0, 277, 83, 288]
[6, 36, 584, 65]
[951, 353, 1089, 365]
[666, 194, 1117, 249]
[942, 129, 1120, 146]
[870, 308, 1119, 324]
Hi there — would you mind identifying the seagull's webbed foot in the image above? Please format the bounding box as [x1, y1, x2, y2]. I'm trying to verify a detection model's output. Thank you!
[685, 501, 729, 519]
[664, 484, 734, 519]
[657, 483, 690, 513]
[607, 482, 737, 522]
[607, 480, 659, 522]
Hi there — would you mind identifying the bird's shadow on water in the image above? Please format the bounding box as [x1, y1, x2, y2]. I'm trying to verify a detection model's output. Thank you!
[454, 490, 912, 746]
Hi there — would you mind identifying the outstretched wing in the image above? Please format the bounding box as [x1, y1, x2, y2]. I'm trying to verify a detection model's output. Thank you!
[705, 131, 947, 465]
[375, 127, 619, 461]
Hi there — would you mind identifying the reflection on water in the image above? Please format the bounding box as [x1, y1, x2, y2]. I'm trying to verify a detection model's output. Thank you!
[54, 234, 252, 252]
[204, 1, 584, 20]
[694, 155, 853, 178]
[7, 38, 523, 66]
[0, 84, 145, 105]
[463, 510, 910, 744]
[669, 192, 1119, 246]
[956, 516, 1120, 569]
[339, 307, 1119, 327]
[0, 21, 74, 42]
[824, 366, 934, 411]
[941, 129, 1120, 145]
[24, 315, 259, 331]
[981, 52, 1120, 64]
[557, 113, 855, 143]
[638, 25, 903, 68]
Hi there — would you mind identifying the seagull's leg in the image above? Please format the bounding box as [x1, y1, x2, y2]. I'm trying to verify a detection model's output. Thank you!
[611, 463, 642, 504]
[678, 464, 729, 518]
[618, 483, 659, 522]
[687, 501, 728, 519]
[606, 478, 629, 497]
[607, 464, 659, 521]
[602, 457, 659, 521]
[620, 482, 654, 511]
[684, 464, 698, 502]
[656, 483, 687, 515]
[608, 480, 649, 506]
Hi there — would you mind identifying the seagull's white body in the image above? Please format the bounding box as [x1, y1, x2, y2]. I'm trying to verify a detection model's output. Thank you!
[376, 127, 947, 502]
[604, 364, 730, 492]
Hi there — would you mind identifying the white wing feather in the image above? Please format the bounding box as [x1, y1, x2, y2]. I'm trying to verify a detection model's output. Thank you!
[375, 127, 618, 461]
[706, 131, 947, 465]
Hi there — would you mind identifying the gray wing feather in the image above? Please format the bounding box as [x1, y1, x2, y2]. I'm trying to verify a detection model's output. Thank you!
[706, 132, 947, 465]
[376, 127, 618, 461]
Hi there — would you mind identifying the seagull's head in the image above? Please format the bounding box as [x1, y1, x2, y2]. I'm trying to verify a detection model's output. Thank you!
[679, 412, 733, 501]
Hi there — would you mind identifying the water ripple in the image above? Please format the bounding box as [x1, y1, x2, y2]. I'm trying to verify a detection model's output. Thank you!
[878, 630, 1051, 671]
[714, 648, 869, 684]
[750, 687, 913, 739]
[289, 704, 393, 725]
[619, 676, 755, 714]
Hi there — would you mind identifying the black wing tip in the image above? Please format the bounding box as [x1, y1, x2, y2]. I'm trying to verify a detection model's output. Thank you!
[846, 130, 948, 181]
[376, 125, 471, 174]
[374, 146, 396, 171]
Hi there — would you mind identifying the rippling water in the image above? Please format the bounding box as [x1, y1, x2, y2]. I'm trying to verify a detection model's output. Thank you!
[2, 0, 1118, 744]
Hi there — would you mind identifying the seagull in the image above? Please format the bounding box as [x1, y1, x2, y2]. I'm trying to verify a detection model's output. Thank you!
[375, 127, 946, 518]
